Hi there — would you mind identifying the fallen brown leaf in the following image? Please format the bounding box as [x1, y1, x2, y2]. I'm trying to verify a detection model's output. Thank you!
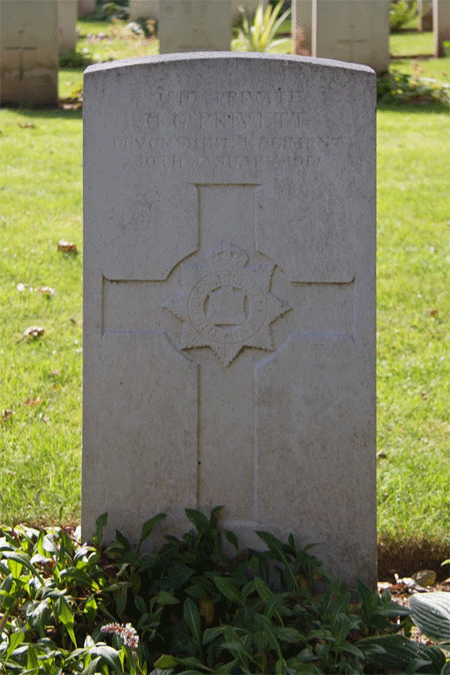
[23, 397, 44, 407]
[36, 286, 55, 296]
[1, 409, 13, 423]
[18, 122, 36, 128]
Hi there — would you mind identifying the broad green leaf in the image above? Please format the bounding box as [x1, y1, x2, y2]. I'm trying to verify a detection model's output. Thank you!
[134, 594, 146, 613]
[57, 596, 77, 648]
[202, 625, 229, 645]
[90, 644, 123, 674]
[93, 513, 108, 547]
[255, 531, 298, 591]
[5, 630, 25, 661]
[253, 576, 271, 602]
[215, 659, 239, 674]
[42, 534, 58, 555]
[331, 612, 353, 644]
[410, 592, 450, 645]
[114, 530, 131, 551]
[27, 644, 39, 671]
[358, 633, 443, 671]
[84, 596, 98, 624]
[441, 659, 450, 675]
[263, 593, 286, 624]
[211, 575, 245, 607]
[156, 590, 179, 605]
[276, 657, 288, 675]
[254, 613, 283, 659]
[1, 551, 44, 584]
[7, 557, 23, 579]
[338, 641, 365, 660]
[185, 509, 210, 533]
[154, 653, 179, 668]
[184, 597, 202, 651]
[277, 627, 304, 643]
[224, 530, 239, 551]
[209, 505, 223, 528]
[80, 656, 103, 675]
[137, 513, 166, 552]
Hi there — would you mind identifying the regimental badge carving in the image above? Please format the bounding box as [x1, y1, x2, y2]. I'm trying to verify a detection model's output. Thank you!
[162, 243, 291, 366]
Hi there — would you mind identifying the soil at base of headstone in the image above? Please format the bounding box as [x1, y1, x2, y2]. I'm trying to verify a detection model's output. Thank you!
[378, 538, 450, 582]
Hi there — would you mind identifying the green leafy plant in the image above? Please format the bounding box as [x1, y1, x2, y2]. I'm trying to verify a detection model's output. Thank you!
[232, 0, 291, 53]
[377, 69, 450, 104]
[390, 0, 419, 32]
[59, 47, 94, 67]
[410, 592, 450, 648]
[95, 0, 130, 21]
[3, 508, 447, 674]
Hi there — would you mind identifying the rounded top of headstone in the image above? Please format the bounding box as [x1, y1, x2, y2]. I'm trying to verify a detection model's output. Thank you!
[84, 51, 375, 78]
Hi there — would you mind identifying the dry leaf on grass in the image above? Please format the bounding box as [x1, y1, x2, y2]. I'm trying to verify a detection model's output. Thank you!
[57, 240, 77, 253]
[1, 409, 13, 423]
[23, 397, 44, 407]
[36, 286, 55, 296]
[17, 326, 45, 343]
[18, 122, 36, 129]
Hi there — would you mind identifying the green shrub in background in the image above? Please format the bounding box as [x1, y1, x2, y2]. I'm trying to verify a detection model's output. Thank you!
[232, 0, 291, 52]
[390, 0, 419, 32]
[1, 507, 449, 674]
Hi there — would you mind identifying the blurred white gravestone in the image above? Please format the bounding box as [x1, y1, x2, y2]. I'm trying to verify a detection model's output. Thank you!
[0, 0, 58, 106]
[59, 0, 77, 53]
[433, 0, 450, 56]
[292, 0, 312, 54]
[418, 0, 433, 31]
[310, 0, 389, 73]
[129, 0, 264, 24]
[159, 0, 231, 52]
[83, 52, 377, 587]
[77, 0, 95, 16]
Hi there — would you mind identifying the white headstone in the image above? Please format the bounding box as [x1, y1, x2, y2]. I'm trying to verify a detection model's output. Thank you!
[129, 0, 264, 24]
[292, 0, 312, 54]
[158, 0, 231, 52]
[83, 52, 376, 587]
[433, 0, 450, 56]
[418, 0, 433, 31]
[311, 0, 390, 73]
[1, 0, 59, 106]
[77, 0, 95, 16]
[59, 0, 77, 53]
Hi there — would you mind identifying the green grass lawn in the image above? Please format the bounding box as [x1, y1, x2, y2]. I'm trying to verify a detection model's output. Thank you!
[1, 27, 450, 556]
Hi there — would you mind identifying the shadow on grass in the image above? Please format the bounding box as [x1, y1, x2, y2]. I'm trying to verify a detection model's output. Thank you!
[377, 100, 450, 114]
[1, 105, 83, 121]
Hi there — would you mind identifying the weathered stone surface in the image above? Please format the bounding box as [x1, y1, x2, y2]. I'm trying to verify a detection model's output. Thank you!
[433, 0, 450, 56]
[83, 53, 376, 586]
[1, 0, 58, 106]
[311, 0, 390, 73]
[159, 0, 231, 52]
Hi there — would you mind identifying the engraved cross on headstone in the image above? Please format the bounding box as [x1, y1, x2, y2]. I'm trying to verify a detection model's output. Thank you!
[102, 183, 355, 530]
[4, 29, 37, 81]
[336, 23, 367, 62]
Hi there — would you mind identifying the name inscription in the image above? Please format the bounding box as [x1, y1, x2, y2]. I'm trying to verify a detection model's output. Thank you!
[110, 89, 344, 170]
